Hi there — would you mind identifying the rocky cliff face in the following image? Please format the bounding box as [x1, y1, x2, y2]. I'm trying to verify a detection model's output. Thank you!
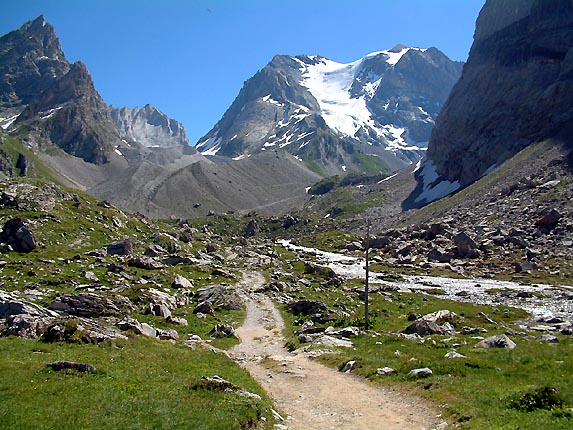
[405, 0, 573, 208]
[197, 47, 463, 176]
[15, 61, 119, 164]
[111, 104, 190, 148]
[0, 15, 69, 111]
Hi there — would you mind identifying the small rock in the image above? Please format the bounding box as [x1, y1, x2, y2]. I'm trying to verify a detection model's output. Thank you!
[474, 334, 516, 349]
[340, 360, 355, 373]
[127, 256, 165, 270]
[47, 361, 96, 373]
[376, 367, 396, 375]
[444, 351, 466, 359]
[408, 367, 433, 378]
[208, 324, 236, 338]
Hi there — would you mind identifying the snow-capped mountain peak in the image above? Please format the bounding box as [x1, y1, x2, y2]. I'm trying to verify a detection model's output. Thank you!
[197, 46, 463, 176]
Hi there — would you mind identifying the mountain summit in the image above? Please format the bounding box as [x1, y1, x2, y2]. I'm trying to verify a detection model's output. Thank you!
[197, 47, 463, 176]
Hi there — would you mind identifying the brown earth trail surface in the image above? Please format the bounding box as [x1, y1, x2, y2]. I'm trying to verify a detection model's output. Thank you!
[230, 272, 441, 430]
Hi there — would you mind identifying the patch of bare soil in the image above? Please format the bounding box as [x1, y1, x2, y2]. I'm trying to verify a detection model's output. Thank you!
[231, 272, 441, 430]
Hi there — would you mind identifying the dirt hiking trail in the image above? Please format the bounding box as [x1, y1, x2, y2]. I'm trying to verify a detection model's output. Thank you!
[230, 272, 441, 430]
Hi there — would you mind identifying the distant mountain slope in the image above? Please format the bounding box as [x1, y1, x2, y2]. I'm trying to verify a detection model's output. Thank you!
[405, 0, 573, 208]
[197, 47, 463, 176]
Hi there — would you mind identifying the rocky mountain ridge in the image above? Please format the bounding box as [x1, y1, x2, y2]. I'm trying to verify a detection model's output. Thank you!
[0, 16, 322, 217]
[406, 0, 573, 208]
[197, 46, 463, 176]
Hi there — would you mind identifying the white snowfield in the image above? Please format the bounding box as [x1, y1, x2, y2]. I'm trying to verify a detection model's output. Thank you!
[299, 47, 428, 151]
[414, 158, 461, 205]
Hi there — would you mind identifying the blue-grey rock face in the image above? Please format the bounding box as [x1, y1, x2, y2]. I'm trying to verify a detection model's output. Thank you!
[111, 105, 190, 148]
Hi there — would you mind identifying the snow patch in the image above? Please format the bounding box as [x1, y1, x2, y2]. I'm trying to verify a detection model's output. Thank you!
[197, 135, 222, 155]
[232, 154, 250, 161]
[262, 95, 282, 106]
[341, 165, 347, 172]
[414, 159, 461, 204]
[38, 106, 63, 120]
[377, 172, 398, 184]
[0, 114, 20, 130]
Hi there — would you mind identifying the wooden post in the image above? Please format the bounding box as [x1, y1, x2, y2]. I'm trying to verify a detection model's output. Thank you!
[365, 220, 370, 331]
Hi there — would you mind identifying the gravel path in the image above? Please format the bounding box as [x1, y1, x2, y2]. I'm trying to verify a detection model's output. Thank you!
[230, 272, 440, 430]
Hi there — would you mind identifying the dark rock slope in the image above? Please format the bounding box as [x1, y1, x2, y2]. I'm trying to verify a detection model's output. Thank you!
[405, 0, 573, 208]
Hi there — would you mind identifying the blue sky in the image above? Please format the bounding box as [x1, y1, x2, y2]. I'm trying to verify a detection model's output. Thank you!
[1, 0, 485, 145]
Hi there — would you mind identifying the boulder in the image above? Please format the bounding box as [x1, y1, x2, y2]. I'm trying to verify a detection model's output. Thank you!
[156, 328, 179, 341]
[127, 256, 165, 270]
[0, 217, 38, 252]
[345, 242, 363, 252]
[340, 360, 355, 373]
[162, 255, 195, 266]
[427, 247, 453, 263]
[211, 268, 235, 279]
[49, 293, 134, 318]
[144, 244, 166, 257]
[193, 301, 215, 316]
[172, 274, 193, 289]
[474, 334, 516, 349]
[310, 334, 353, 348]
[146, 303, 172, 319]
[44, 317, 128, 343]
[402, 319, 445, 336]
[422, 310, 462, 324]
[208, 324, 236, 338]
[289, 300, 328, 316]
[0, 290, 58, 318]
[453, 231, 478, 258]
[196, 285, 242, 311]
[168, 316, 188, 326]
[106, 238, 135, 255]
[444, 351, 467, 359]
[117, 317, 157, 337]
[304, 262, 337, 278]
[326, 326, 360, 338]
[245, 219, 259, 237]
[535, 208, 561, 228]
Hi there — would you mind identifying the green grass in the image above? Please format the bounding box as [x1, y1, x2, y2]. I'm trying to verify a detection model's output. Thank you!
[0, 336, 274, 430]
[274, 246, 573, 429]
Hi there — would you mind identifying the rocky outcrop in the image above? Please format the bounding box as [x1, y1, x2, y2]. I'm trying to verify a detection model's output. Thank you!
[406, 0, 573, 208]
